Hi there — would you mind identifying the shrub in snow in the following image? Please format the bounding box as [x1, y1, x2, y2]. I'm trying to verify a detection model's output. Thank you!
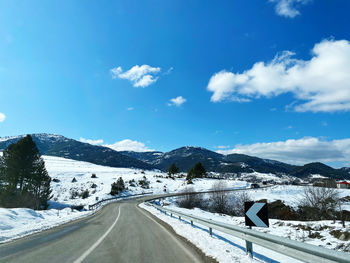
[71, 205, 84, 211]
[177, 187, 203, 209]
[269, 200, 299, 220]
[71, 177, 77, 183]
[81, 189, 89, 199]
[298, 186, 340, 220]
[91, 174, 97, 178]
[229, 191, 252, 216]
[110, 177, 125, 195]
[70, 189, 79, 199]
[210, 181, 229, 214]
[52, 178, 60, 183]
[138, 176, 150, 189]
[90, 183, 97, 189]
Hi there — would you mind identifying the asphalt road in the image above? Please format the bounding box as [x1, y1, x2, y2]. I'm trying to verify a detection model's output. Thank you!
[0, 199, 214, 263]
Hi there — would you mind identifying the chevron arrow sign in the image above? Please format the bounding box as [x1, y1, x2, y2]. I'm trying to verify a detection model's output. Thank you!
[244, 202, 269, 228]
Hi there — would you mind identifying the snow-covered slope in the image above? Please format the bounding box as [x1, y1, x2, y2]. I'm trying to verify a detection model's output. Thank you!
[0, 156, 249, 244]
[45, 155, 249, 208]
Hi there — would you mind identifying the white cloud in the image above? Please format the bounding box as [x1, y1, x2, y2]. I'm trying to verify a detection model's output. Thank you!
[164, 67, 174, 75]
[207, 39, 350, 113]
[0, 113, 6, 122]
[269, 0, 310, 18]
[104, 139, 154, 152]
[127, 107, 134, 111]
[110, 64, 161, 88]
[168, 96, 187, 107]
[79, 137, 104, 145]
[217, 137, 350, 166]
[214, 145, 231, 149]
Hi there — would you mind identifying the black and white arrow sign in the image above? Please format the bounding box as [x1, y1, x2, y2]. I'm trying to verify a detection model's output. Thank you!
[244, 202, 269, 228]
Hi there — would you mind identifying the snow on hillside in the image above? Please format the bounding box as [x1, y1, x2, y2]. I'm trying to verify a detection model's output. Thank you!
[45, 155, 249, 208]
[244, 185, 350, 210]
[0, 156, 249, 244]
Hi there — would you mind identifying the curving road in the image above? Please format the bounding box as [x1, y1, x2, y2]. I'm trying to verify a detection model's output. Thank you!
[0, 198, 215, 263]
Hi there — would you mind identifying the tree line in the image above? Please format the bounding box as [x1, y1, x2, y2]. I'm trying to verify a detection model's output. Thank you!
[0, 135, 52, 209]
[168, 162, 206, 183]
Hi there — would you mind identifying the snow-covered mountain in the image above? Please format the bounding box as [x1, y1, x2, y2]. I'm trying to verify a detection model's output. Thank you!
[1, 134, 349, 179]
[0, 134, 153, 170]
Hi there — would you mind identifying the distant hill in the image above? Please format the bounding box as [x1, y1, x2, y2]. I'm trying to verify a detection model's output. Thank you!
[223, 154, 297, 174]
[290, 162, 348, 180]
[1, 134, 349, 180]
[121, 146, 349, 180]
[0, 134, 153, 170]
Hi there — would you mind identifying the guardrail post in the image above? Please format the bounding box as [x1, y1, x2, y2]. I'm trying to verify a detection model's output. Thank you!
[246, 227, 253, 258]
[179, 216, 181, 221]
[191, 220, 193, 226]
[209, 227, 212, 236]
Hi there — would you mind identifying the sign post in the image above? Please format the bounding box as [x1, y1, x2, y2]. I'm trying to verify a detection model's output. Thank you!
[244, 202, 269, 258]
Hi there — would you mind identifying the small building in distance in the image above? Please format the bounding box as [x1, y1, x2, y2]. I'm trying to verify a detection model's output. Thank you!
[336, 181, 350, 189]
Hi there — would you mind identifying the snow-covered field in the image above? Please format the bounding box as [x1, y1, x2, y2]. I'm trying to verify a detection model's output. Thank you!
[242, 185, 350, 211]
[45, 156, 249, 208]
[0, 156, 249, 244]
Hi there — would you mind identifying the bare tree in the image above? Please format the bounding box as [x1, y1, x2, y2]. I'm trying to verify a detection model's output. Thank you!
[298, 186, 340, 220]
[230, 191, 252, 216]
[177, 187, 203, 209]
[210, 181, 228, 214]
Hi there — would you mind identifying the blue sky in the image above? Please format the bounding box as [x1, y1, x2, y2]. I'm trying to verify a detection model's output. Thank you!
[1, 0, 350, 167]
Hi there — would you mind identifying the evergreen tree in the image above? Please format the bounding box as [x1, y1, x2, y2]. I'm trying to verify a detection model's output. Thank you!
[168, 163, 179, 175]
[187, 162, 206, 179]
[0, 135, 52, 209]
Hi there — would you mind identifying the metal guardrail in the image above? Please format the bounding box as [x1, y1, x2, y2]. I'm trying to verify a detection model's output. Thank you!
[148, 203, 350, 263]
[88, 192, 153, 210]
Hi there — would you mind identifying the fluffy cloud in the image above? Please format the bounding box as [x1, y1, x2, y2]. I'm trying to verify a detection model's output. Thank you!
[207, 39, 350, 112]
[80, 137, 104, 145]
[110, 65, 161, 88]
[269, 0, 310, 18]
[104, 139, 154, 152]
[214, 145, 231, 149]
[217, 137, 350, 166]
[0, 113, 6, 122]
[168, 96, 187, 107]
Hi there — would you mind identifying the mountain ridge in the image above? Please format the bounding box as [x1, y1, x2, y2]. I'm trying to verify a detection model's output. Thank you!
[0, 134, 348, 180]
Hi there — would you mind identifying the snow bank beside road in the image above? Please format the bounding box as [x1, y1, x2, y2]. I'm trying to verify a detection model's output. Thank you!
[139, 203, 261, 263]
[0, 207, 91, 244]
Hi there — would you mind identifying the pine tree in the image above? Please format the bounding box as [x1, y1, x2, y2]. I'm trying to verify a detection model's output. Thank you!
[168, 163, 179, 175]
[187, 162, 206, 180]
[0, 135, 52, 209]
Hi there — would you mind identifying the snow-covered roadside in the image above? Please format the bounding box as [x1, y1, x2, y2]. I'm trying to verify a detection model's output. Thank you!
[140, 203, 308, 263]
[162, 205, 350, 251]
[139, 203, 262, 263]
[0, 207, 92, 244]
